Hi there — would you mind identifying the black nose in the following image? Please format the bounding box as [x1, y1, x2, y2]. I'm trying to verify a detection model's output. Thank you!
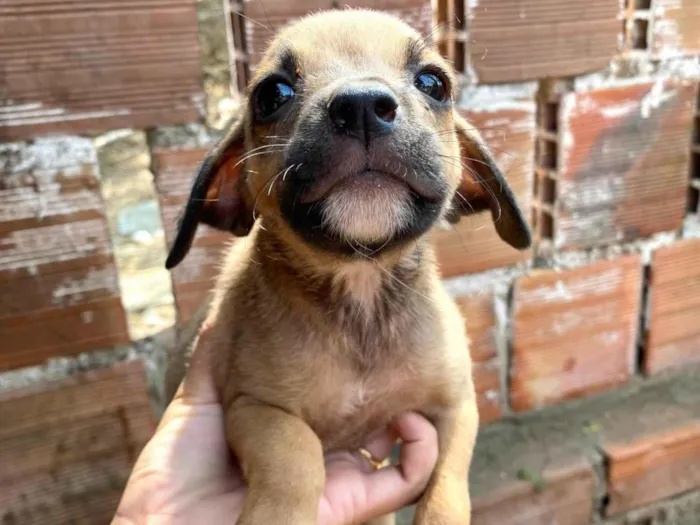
[328, 84, 399, 144]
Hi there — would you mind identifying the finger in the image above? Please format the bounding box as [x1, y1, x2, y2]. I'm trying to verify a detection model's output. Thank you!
[393, 412, 438, 485]
[175, 325, 219, 405]
[157, 328, 219, 431]
[350, 413, 438, 523]
[362, 426, 398, 464]
[325, 450, 376, 474]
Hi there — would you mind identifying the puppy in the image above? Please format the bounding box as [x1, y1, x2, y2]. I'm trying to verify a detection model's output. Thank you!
[165, 9, 530, 525]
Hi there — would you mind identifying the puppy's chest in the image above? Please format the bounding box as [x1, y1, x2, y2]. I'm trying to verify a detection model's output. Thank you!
[307, 365, 437, 451]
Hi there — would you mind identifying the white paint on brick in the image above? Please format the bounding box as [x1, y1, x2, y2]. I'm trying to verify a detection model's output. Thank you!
[52, 268, 120, 305]
[518, 267, 624, 307]
[573, 57, 700, 93]
[0, 183, 103, 222]
[558, 93, 577, 171]
[640, 81, 676, 118]
[560, 176, 626, 210]
[149, 123, 222, 150]
[550, 231, 677, 269]
[0, 136, 97, 174]
[443, 265, 528, 297]
[683, 215, 700, 239]
[0, 105, 131, 128]
[601, 100, 640, 119]
[484, 389, 498, 401]
[0, 334, 172, 413]
[0, 220, 111, 272]
[531, 306, 621, 338]
[457, 83, 538, 113]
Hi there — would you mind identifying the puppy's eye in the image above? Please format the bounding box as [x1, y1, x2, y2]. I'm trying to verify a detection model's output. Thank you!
[415, 72, 447, 102]
[255, 80, 295, 119]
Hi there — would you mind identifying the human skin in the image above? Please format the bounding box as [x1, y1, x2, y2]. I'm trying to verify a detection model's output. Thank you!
[111, 336, 438, 525]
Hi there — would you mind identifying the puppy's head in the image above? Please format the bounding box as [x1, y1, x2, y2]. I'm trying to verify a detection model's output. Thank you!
[166, 9, 531, 269]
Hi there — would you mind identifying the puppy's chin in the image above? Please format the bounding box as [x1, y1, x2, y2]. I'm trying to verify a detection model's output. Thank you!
[321, 175, 413, 244]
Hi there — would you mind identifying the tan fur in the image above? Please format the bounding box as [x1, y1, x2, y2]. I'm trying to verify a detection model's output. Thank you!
[166, 9, 531, 525]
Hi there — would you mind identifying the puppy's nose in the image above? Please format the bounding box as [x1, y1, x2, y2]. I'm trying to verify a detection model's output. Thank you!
[328, 85, 398, 144]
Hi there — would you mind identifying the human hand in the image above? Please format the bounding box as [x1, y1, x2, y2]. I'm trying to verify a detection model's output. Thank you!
[112, 341, 438, 525]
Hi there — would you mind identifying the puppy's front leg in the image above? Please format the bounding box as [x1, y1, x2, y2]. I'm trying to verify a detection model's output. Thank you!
[413, 399, 478, 525]
[227, 402, 325, 525]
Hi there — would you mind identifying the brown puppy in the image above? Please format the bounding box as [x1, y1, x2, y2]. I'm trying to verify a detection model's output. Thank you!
[165, 9, 530, 525]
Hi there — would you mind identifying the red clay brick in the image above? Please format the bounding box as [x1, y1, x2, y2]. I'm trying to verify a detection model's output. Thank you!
[510, 255, 642, 411]
[229, 0, 436, 91]
[341, 0, 434, 36]
[441, 365, 700, 525]
[650, 0, 700, 57]
[432, 89, 535, 276]
[468, 400, 597, 525]
[151, 145, 230, 322]
[0, 138, 129, 369]
[553, 80, 697, 250]
[0, 361, 154, 524]
[605, 424, 700, 515]
[0, 454, 130, 525]
[645, 238, 700, 374]
[459, 0, 620, 83]
[473, 463, 594, 525]
[456, 293, 503, 423]
[0, 0, 201, 140]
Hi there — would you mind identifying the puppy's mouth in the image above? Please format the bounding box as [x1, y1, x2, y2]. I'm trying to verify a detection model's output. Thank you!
[300, 163, 444, 204]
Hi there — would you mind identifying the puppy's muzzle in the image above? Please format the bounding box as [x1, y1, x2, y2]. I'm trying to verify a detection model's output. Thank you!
[327, 83, 399, 145]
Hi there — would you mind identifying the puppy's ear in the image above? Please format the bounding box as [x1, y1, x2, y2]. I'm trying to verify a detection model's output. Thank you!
[165, 116, 254, 269]
[446, 113, 532, 250]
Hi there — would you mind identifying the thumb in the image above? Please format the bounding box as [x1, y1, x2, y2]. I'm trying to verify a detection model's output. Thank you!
[347, 413, 438, 524]
[158, 325, 220, 430]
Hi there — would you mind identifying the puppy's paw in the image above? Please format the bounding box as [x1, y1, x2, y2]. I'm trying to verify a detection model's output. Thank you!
[412, 497, 470, 525]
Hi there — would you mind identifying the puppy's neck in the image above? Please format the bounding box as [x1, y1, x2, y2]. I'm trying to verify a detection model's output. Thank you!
[254, 227, 429, 318]
[330, 261, 384, 315]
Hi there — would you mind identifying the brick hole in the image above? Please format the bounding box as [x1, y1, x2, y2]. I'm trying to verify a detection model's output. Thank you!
[692, 152, 700, 180]
[539, 101, 558, 133]
[435, 0, 450, 58]
[531, 209, 539, 231]
[229, 2, 250, 92]
[453, 0, 466, 30]
[689, 188, 700, 213]
[436, 0, 449, 25]
[533, 171, 540, 197]
[637, 263, 652, 373]
[542, 177, 556, 205]
[454, 41, 466, 72]
[631, 19, 649, 50]
[633, 0, 652, 9]
[537, 139, 558, 170]
[540, 211, 554, 240]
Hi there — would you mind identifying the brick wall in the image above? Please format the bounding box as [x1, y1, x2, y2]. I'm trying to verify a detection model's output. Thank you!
[0, 137, 130, 370]
[2, 0, 700, 524]
[0, 0, 203, 140]
[0, 361, 154, 524]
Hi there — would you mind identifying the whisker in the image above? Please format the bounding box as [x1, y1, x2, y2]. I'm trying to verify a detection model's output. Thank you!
[453, 190, 476, 214]
[252, 165, 288, 221]
[236, 11, 271, 31]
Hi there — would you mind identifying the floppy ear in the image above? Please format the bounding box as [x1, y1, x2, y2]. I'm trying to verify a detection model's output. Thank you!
[446, 114, 532, 250]
[165, 116, 254, 269]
